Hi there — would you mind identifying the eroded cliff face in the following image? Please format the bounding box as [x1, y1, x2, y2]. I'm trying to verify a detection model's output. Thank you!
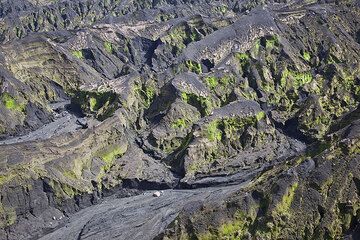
[0, 0, 359, 239]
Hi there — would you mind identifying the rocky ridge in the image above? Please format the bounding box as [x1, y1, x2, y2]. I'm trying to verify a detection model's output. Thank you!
[0, 0, 359, 239]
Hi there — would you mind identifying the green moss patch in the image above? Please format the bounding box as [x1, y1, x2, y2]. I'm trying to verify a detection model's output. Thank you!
[256, 111, 266, 121]
[274, 182, 299, 216]
[104, 41, 114, 54]
[185, 60, 202, 74]
[1, 93, 25, 112]
[97, 145, 127, 164]
[200, 210, 256, 240]
[72, 50, 84, 59]
[187, 113, 267, 173]
[204, 75, 236, 105]
[96, 144, 127, 174]
[235, 52, 250, 66]
[302, 51, 311, 61]
[264, 35, 279, 51]
[206, 120, 222, 142]
[280, 69, 313, 89]
[162, 24, 203, 55]
[172, 118, 191, 129]
[134, 84, 156, 108]
[48, 180, 80, 201]
[181, 92, 217, 116]
[204, 113, 266, 143]
[72, 90, 118, 121]
[204, 76, 219, 90]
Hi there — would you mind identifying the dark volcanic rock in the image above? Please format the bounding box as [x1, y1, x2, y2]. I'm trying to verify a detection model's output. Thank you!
[0, 0, 359, 240]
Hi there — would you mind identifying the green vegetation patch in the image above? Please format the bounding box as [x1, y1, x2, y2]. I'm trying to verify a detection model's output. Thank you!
[302, 51, 311, 62]
[96, 144, 128, 173]
[222, 114, 263, 142]
[134, 84, 156, 108]
[217, 210, 254, 239]
[72, 50, 84, 59]
[292, 71, 313, 88]
[89, 97, 97, 111]
[98, 145, 127, 165]
[235, 52, 250, 67]
[1, 93, 25, 112]
[200, 210, 256, 240]
[204, 76, 219, 90]
[281, 69, 313, 89]
[162, 25, 202, 54]
[187, 113, 267, 173]
[62, 170, 78, 180]
[104, 41, 114, 54]
[48, 180, 80, 201]
[204, 75, 236, 93]
[274, 182, 299, 217]
[185, 60, 202, 74]
[265, 35, 279, 50]
[256, 111, 266, 121]
[205, 112, 266, 142]
[199, 182, 299, 240]
[206, 120, 222, 142]
[72, 90, 118, 121]
[181, 92, 217, 116]
[172, 118, 192, 129]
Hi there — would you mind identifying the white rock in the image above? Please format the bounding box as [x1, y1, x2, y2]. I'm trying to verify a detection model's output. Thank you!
[153, 191, 161, 197]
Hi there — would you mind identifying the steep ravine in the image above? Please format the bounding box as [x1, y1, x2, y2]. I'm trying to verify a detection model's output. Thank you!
[0, 0, 360, 239]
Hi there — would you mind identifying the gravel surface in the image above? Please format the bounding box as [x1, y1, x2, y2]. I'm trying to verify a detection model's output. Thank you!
[40, 185, 243, 240]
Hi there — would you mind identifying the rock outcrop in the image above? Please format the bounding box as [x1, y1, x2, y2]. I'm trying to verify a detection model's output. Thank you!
[0, 0, 359, 239]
